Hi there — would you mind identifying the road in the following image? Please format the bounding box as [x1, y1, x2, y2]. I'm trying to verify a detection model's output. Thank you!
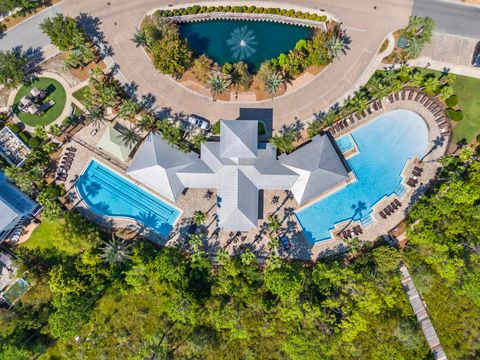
[0, 3, 62, 51]
[60, 0, 413, 127]
[413, 0, 480, 39]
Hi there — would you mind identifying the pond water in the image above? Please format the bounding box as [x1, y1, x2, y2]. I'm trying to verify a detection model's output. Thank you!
[180, 20, 312, 70]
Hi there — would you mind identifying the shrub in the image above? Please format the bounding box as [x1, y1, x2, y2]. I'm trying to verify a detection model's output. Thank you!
[225, 6, 231, 11]
[208, 6, 215, 12]
[268, 8, 276, 14]
[217, 6, 224, 11]
[445, 95, 459, 107]
[234, 6, 243, 12]
[295, 11, 303, 17]
[248, 6, 256, 12]
[319, 15, 327, 22]
[446, 108, 463, 121]
[476, 134, 480, 144]
[243, 6, 248, 11]
[212, 121, 220, 134]
[18, 132, 29, 144]
[28, 136, 41, 147]
[8, 123, 20, 133]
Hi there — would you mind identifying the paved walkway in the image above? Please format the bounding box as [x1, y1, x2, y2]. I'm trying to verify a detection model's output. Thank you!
[61, 0, 414, 129]
[400, 265, 448, 360]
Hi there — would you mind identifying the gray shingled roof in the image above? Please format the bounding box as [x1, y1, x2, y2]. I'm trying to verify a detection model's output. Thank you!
[279, 135, 349, 205]
[220, 120, 257, 159]
[129, 122, 349, 231]
[0, 171, 37, 240]
[127, 133, 198, 202]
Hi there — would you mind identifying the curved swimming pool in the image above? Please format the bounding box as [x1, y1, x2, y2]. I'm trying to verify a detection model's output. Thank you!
[295, 109, 429, 242]
[76, 160, 180, 238]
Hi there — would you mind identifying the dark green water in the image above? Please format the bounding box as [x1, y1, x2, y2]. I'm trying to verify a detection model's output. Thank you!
[180, 20, 312, 71]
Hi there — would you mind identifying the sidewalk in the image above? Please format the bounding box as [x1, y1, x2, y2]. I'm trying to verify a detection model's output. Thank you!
[407, 57, 480, 79]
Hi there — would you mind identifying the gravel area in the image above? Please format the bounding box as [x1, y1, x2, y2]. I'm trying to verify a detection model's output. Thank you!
[43, 57, 81, 88]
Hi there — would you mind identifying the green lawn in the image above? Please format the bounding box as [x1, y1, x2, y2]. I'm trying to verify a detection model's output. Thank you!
[22, 219, 60, 251]
[415, 68, 480, 143]
[13, 77, 67, 127]
[449, 75, 480, 143]
[72, 85, 90, 107]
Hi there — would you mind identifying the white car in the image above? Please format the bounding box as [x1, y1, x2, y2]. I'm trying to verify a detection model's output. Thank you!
[186, 115, 210, 131]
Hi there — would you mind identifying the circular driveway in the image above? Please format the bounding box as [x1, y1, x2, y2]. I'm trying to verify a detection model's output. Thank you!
[63, 0, 414, 128]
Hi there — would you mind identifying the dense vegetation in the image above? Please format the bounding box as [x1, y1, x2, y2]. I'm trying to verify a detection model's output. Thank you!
[135, 13, 345, 98]
[405, 157, 480, 358]
[0, 0, 49, 17]
[2, 221, 432, 359]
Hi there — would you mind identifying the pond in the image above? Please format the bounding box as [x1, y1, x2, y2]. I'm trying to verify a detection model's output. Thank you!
[180, 20, 312, 71]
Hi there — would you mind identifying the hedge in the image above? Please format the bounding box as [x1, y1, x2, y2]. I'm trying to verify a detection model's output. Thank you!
[154, 6, 328, 23]
[445, 95, 458, 107]
[446, 107, 463, 121]
[8, 123, 21, 133]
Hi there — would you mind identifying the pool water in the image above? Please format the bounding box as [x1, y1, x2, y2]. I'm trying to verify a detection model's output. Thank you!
[180, 20, 312, 70]
[76, 160, 180, 238]
[336, 134, 356, 153]
[296, 109, 429, 242]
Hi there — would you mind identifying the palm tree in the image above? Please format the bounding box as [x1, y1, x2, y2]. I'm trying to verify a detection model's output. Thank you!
[423, 76, 440, 94]
[79, 44, 95, 65]
[438, 85, 453, 101]
[207, 72, 230, 99]
[188, 233, 204, 253]
[136, 112, 158, 132]
[120, 127, 139, 148]
[411, 72, 425, 88]
[267, 215, 281, 233]
[131, 28, 148, 49]
[63, 51, 83, 70]
[100, 235, 132, 266]
[326, 36, 346, 59]
[119, 99, 139, 119]
[263, 71, 284, 99]
[404, 38, 421, 59]
[267, 236, 280, 252]
[193, 211, 206, 226]
[86, 106, 105, 129]
[97, 85, 118, 108]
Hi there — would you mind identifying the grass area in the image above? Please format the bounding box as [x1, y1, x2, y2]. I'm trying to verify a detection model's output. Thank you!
[21, 219, 61, 251]
[72, 85, 90, 107]
[449, 75, 480, 143]
[13, 77, 67, 127]
[415, 68, 480, 143]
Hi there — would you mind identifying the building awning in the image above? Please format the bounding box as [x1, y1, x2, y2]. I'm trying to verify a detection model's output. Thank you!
[97, 125, 136, 162]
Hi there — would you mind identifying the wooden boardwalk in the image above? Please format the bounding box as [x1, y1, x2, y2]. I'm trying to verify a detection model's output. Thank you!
[400, 265, 447, 360]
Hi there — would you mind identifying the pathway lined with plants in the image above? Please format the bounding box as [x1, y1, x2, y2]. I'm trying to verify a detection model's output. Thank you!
[400, 265, 448, 360]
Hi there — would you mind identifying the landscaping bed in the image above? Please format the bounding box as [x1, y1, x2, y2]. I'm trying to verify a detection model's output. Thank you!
[13, 77, 67, 127]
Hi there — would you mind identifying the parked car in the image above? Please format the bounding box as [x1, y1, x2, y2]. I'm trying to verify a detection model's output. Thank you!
[186, 115, 210, 131]
[472, 42, 480, 67]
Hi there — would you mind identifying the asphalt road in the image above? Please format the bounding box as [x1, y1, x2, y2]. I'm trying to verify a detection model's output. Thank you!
[413, 0, 480, 39]
[0, 3, 62, 51]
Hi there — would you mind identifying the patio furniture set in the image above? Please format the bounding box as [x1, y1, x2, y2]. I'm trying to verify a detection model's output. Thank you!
[387, 90, 451, 133]
[0, 127, 29, 166]
[340, 224, 363, 239]
[406, 165, 423, 188]
[56, 147, 77, 182]
[324, 100, 383, 136]
[379, 198, 403, 219]
[18, 88, 55, 115]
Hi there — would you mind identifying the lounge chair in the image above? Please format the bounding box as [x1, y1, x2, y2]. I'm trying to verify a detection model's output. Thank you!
[388, 94, 394, 103]
[387, 204, 394, 213]
[373, 102, 378, 111]
[338, 121, 344, 130]
[424, 100, 432, 107]
[348, 115, 355, 124]
[394, 199, 402, 207]
[414, 93, 421, 101]
[433, 110, 443, 117]
[356, 225, 363, 234]
[394, 93, 400, 101]
[408, 91, 414, 100]
[379, 210, 387, 219]
[407, 178, 417, 187]
[355, 113, 362, 121]
[419, 96, 428, 104]
[428, 104, 437, 111]
[435, 116, 446, 124]
[343, 119, 349, 128]
[391, 201, 398, 210]
[367, 107, 373, 115]
[413, 166, 423, 173]
[384, 207, 391, 216]
[352, 227, 359, 236]
[412, 169, 422, 177]
[329, 127, 336, 135]
[401, 91, 406, 100]
[361, 110, 367, 118]
[377, 100, 383, 109]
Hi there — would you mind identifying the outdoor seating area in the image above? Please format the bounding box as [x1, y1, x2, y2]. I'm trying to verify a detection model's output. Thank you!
[56, 147, 77, 182]
[406, 165, 423, 188]
[17, 87, 55, 115]
[0, 126, 30, 167]
[340, 224, 363, 239]
[379, 198, 402, 219]
[324, 100, 383, 136]
[387, 89, 451, 134]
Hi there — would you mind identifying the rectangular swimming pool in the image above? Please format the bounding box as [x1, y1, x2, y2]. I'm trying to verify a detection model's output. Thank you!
[76, 160, 180, 238]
